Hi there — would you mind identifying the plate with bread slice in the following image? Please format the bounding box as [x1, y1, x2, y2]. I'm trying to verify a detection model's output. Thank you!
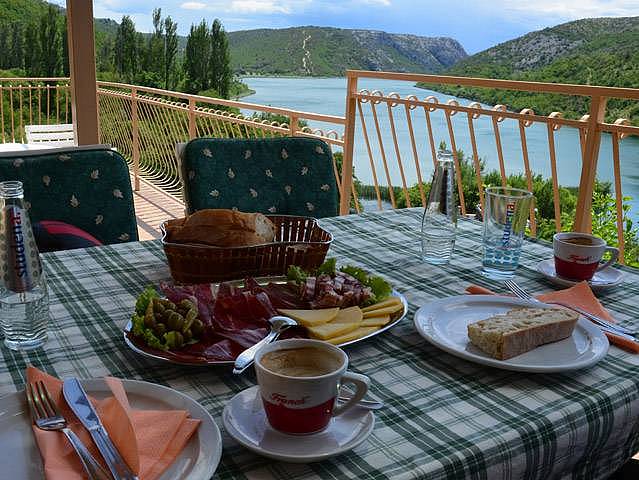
[414, 295, 609, 373]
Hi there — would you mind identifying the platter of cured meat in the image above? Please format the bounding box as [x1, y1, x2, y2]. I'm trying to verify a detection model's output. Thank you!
[123, 260, 407, 366]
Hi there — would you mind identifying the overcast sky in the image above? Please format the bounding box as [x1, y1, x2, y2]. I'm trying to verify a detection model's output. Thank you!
[52, 0, 639, 53]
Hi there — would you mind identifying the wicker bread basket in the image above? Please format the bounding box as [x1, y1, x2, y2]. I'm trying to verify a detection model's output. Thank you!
[161, 215, 333, 284]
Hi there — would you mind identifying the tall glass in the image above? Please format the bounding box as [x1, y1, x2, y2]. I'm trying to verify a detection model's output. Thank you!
[0, 181, 49, 350]
[481, 187, 534, 279]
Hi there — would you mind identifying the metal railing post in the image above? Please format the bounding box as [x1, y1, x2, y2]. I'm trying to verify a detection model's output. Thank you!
[574, 95, 607, 233]
[188, 98, 196, 139]
[340, 73, 358, 215]
[131, 87, 140, 191]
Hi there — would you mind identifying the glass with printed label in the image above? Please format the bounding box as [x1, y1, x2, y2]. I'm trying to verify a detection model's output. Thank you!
[481, 187, 534, 280]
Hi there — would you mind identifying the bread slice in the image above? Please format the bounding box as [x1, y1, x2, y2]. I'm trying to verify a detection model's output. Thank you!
[467, 308, 579, 360]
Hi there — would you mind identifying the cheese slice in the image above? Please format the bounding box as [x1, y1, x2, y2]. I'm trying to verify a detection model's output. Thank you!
[331, 306, 363, 324]
[277, 308, 339, 327]
[361, 297, 402, 313]
[307, 321, 361, 340]
[326, 326, 380, 345]
[361, 315, 391, 327]
[362, 303, 403, 318]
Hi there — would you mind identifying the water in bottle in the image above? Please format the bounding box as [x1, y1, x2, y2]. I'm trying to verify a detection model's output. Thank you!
[0, 181, 49, 350]
[422, 150, 457, 264]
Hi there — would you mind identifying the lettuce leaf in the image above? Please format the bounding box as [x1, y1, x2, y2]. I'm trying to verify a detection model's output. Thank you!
[287, 265, 308, 284]
[316, 258, 336, 276]
[340, 265, 392, 305]
[135, 286, 159, 315]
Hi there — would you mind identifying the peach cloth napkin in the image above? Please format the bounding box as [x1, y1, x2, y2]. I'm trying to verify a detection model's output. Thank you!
[466, 281, 639, 353]
[26, 366, 201, 480]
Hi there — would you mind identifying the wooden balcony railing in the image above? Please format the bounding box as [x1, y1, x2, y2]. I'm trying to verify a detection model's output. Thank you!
[0, 74, 638, 264]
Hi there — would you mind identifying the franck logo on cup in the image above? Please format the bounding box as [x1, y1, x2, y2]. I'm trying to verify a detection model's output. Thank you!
[271, 393, 310, 406]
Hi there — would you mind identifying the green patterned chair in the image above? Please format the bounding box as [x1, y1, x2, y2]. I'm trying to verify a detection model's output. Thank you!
[0, 145, 138, 246]
[179, 137, 339, 218]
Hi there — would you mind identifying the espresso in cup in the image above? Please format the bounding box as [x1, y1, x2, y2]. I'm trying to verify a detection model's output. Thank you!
[261, 347, 342, 377]
[255, 339, 370, 435]
[553, 232, 619, 281]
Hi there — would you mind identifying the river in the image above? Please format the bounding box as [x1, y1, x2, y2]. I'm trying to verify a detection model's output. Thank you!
[242, 77, 639, 221]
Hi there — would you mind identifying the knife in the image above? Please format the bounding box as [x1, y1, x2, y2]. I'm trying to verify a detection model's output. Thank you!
[63, 378, 139, 480]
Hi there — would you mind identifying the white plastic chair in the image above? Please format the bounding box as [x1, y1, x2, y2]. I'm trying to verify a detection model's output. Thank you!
[25, 124, 75, 147]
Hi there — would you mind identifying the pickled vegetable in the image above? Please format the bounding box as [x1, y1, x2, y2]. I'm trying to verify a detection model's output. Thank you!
[131, 286, 205, 351]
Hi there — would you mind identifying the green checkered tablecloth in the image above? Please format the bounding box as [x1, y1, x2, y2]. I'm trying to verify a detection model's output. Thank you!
[1, 208, 639, 479]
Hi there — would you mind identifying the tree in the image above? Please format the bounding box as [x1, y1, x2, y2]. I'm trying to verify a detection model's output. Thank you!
[146, 8, 164, 75]
[184, 18, 232, 97]
[209, 19, 232, 99]
[163, 16, 178, 90]
[24, 22, 40, 76]
[184, 21, 211, 93]
[114, 16, 138, 82]
[38, 5, 60, 77]
[10, 23, 23, 69]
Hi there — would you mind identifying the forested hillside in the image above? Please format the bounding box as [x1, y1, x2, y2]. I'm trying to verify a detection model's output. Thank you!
[419, 17, 639, 123]
[227, 27, 467, 76]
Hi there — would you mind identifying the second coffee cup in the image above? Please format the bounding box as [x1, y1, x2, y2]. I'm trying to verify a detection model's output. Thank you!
[255, 339, 370, 435]
[553, 232, 619, 281]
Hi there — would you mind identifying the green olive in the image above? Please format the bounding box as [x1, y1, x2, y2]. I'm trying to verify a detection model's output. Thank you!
[154, 323, 166, 335]
[167, 311, 184, 330]
[152, 298, 165, 314]
[182, 329, 192, 342]
[144, 301, 156, 328]
[191, 319, 204, 337]
[180, 299, 194, 310]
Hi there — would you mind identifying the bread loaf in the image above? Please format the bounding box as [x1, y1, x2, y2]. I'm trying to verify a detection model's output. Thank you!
[467, 307, 579, 360]
[168, 209, 276, 247]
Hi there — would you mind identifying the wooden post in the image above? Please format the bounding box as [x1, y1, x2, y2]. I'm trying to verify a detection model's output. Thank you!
[574, 96, 607, 233]
[66, 0, 99, 145]
[188, 98, 196, 139]
[289, 114, 299, 137]
[340, 72, 358, 215]
[131, 87, 140, 191]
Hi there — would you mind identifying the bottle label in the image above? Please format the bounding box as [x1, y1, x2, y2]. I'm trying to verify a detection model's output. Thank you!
[0, 205, 41, 292]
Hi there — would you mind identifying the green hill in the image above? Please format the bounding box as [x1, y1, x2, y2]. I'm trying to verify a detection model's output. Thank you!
[227, 26, 467, 76]
[419, 17, 639, 123]
[0, 0, 53, 22]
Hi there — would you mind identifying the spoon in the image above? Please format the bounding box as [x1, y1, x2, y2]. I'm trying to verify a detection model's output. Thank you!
[232, 316, 298, 374]
[337, 396, 384, 410]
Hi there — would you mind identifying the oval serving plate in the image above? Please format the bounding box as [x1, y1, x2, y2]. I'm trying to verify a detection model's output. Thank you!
[123, 276, 408, 367]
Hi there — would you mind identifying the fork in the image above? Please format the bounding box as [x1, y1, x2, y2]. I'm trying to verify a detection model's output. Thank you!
[26, 380, 112, 480]
[504, 279, 638, 338]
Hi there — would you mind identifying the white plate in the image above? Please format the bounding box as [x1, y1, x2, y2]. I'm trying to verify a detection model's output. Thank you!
[537, 259, 624, 291]
[0, 378, 222, 480]
[414, 295, 609, 373]
[223, 385, 374, 463]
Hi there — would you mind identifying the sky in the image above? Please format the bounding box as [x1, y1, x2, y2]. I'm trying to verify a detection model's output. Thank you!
[51, 0, 639, 53]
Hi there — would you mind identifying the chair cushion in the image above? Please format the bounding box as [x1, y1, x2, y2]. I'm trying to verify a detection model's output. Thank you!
[33, 220, 103, 252]
[181, 137, 339, 218]
[0, 147, 138, 246]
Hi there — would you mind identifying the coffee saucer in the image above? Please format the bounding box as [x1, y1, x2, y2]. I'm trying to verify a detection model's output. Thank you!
[536, 259, 624, 291]
[222, 386, 375, 463]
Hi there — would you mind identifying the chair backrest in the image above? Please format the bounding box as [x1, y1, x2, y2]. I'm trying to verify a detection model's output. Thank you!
[0, 145, 138, 245]
[25, 124, 75, 147]
[180, 137, 339, 218]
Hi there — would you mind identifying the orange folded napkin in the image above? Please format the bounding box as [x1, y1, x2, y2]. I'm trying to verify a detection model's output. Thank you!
[26, 366, 201, 480]
[466, 282, 639, 353]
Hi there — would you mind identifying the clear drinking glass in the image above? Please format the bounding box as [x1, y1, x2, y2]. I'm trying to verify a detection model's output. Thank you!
[481, 186, 534, 279]
[0, 181, 49, 350]
[421, 150, 457, 264]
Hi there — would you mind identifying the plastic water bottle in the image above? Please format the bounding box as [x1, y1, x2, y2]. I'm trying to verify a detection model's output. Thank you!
[421, 150, 458, 264]
[0, 181, 49, 350]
